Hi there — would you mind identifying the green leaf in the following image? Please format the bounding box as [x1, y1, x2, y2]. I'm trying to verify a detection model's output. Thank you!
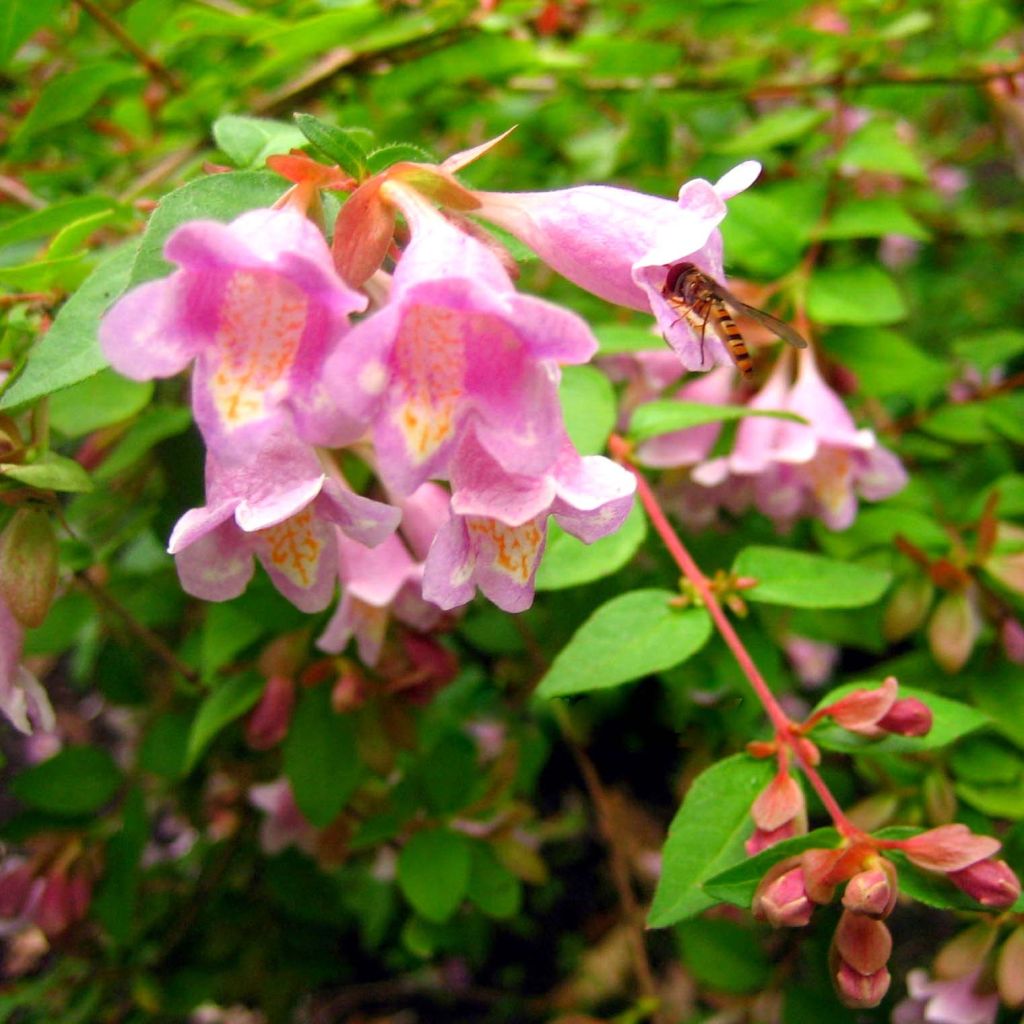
[14, 62, 138, 145]
[648, 755, 775, 926]
[366, 143, 436, 175]
[0, 245, 135, 410]
[293, 114, 368, 181]
[212, 115, 307, 168]
[921, 403, 995, 444]
[47, 209, 118, 259]
[92, 787, 146, 945]
[970, 666, 1024, 748]
[536, 502, 646, 591]
[186, 671, 265, 770]
[810, 683, 989, 754]
[1, 453, 94, 493]
[824, 327, 949, 401]
[986, 394, 1024, 445]
[630, 399, 805, 444]
[283, 685, 362, 827]
[536, 590, 712, 698]
[48, 370, 153, 438]
[467, 843, 521, 919]
[129, 171, 286, 285]
[418, 733, 480, 814]
[676, 918, 771, 993]
[953, 330, 1024, 373]
[397, 828, 472, 923]
[839, 120, 928, 182]
[594, 323, 664, 354]
[719, 190, 806, 278]
[0, 197, 119, 251]
[560, 364, 616, 455]
[0, 0, 63, 68]
[820, 196, 930, 241]
[715, 107, 826, 154]
[200, 602, 266, 680]
[138, 711, 191, 778]
[94, 406, 193, 481]
[702, 829, 840, 908]
[0, 253, 86, 290]
[10, 745, 121, 815]
[733, 546, 892, 609]
[807, 266, 907, 326]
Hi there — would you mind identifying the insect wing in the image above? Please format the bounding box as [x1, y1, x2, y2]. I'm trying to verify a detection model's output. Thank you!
[710, 280, 808, 350]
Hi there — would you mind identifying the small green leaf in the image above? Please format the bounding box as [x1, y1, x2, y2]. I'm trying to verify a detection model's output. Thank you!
[840, 120, 928, 182]
[715, 107, 826, 154]
[676, 918, 771, 993]
[560, 364, 616, 455]
[820, 196, 930, 241]
[734, 546, 892, 609]
[293, 114, 368, 181]
[702, 829, 840, 908]
[953, 330, 1024, 373]
[0, 197, 119, 251]
[0, 245, 135, 410]
[2, 453, 93, 493]
[921, 403, 995, 444]
[536, 503, 646, 592]
[130, 172, 286, 285]
[366, 143, 436, 175]
[824, 327, 949, 402]
[467, 844, 521, 919]
[0, 254, 86, 290]
[648, 755, 775, 926]
[630, 400, 805, 444]
[48, 370, 153, 438]
[0, 0, 63, 68]
[807, 266, 907, 326]
[986, 394, 1024, 445]
[594, 323, 664, 354]
[536, 590, 712, 698]
[283, 685, 362, 827]
[94, 406, 193, 481]
[397, 828, 472, 923]
[720, 191, 806, 278]
[11, 746, 121, 815]
[970, 666, 1024, 747]
[186, 671, 265, 770]
[212, 114, 307, 168]
[200, 602, 266, 680]
[47, 209, 118, 259]
[92, 787, 146, 944]
[810, 683, 989, 754]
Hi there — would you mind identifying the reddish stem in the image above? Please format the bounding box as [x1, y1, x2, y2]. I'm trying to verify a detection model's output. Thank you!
[610, 434, 863, 839]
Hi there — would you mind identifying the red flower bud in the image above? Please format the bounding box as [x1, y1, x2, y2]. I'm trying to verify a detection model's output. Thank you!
[900, 824, 1000, 873]
[0, 509, 59, 629]
[245, 675, 295, 750]
[1001, 618, 1024, 664]
[834, 961, 891, 1009]
[834, 910, 892, 975]
[947, 858, 1021, 909]
[751, 772, 806, 832]
[842, 863, 897, 919]
[997, 926, 1024, 1008]
[746, 821, 799, 856]
[33, 869, 91, 937]
[876, 697, 932, 737]
[823, 677, 897, 736]
[753, 865, 813, 928]
[0, 863, 40, 919]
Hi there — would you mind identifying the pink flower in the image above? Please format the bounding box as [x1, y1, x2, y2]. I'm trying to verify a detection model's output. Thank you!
[893, 968, 999, 1024]
[900, 825, 1001, 873]
[168, 432, 400, 612]
[248, 779, 317, 856]
[0, 597, 54, 736]
[472, 162, 761, 371]
[422, 430, 635, 612]
[325, 187, 597, 497]
[783, 635, 840, 688]
[747, 770, 807, 855]
[753, 863, 814, 928]
[101, 209, 367, 459]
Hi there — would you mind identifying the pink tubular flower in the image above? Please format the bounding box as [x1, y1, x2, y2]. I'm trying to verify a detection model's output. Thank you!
[747, 770, 807, 855]
[422, 430, 635, 612]
[0, 597, 54, 736]
[472, 162, 762, 371]
[324, 185, 598, 497]
[100, 209, 368, 458]
[694, 349, 907, 530]
[753, 863, 814, 928]
[893, 968, 999, 1024]
[947, 859, 1021, 909]
[245, 675, 295, 750]
[899, 825, 1001, 873]
[168, 432, 400, 612]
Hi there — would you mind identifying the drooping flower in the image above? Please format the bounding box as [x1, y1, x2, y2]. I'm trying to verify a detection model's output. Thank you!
[100, 209, 367, 459]
[422, 429, 635, 612]
[324, 184, 598, 497]
[168, 431, 400, 612]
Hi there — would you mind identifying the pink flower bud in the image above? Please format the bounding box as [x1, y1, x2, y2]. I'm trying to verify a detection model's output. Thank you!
[824, 677, 897, 735]
[1001, 618, 1024, 664]
[900, 824, 1001, 873]
[834, 910, 892, 975]
[245, 675, 295, 750]
[753, 865, 813, 928]
[331, 668, 367, 713]
[33, 869, 91, 937]
[927, 592, 980, 674]
[842, 863, 898, 919]
[0, 862, 40, 919]
[876, 697, 932, 737]
[0, 509, 59, 629]
[882, 576, 933, 642]
[746, 821, 799, 856]
[834, 961, 891, 1009]
[947, 858, 1021, 909]
[751, 772, 805, 832]
[997, 925, 1024, 1008]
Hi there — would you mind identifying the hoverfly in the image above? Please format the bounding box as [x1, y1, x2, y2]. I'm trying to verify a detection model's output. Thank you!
[662, 262, 807, 378]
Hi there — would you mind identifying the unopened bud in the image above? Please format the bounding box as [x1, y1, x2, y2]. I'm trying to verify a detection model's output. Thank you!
[834, 961, 891, 1009]
[834, 910, 892, 975]
[985, 525, 1024, 595]
[33, 869, 91, 937]
[927, 592, 980, 674]
[934, 922, 998, 980]
[0, 509, 59, 628]
[882, 576, 933, 642]
[824, 677, 897, 736]
[1001, 618, 1024, 664]
[245, 675, 295, 750]
[842, 862, 897, 919]
[331, 668, 367, 713]
[877, 697, 932, 737]
[947, 858, 1021, 909]
[900, 824, 1000, 873]
[751, 772, 806, 832]
[922, 772, 956, 826]
[0, 862, 39, 919]
[996, 926, 1024, 1008]
[753, 865, 813, 928]
[746, 821, 799, 856]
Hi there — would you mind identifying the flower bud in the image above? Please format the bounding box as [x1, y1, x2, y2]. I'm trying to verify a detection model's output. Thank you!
[753, 864, 813, 928]
[1001, 618, 1024, 664]
[927, 591, 980, 674]
[0, 509, 59, 629]
[751, 772, 805, 832]
[934, 921, 998, 980]
[922, 771, 956, 826]
[823, 677, 897, 736]
[842, 862, 897, 919]
[746, 821, 800, 856]
[834, 961, 891, 1009]
[245, 675, 295, 750]
[996, 925, 1024, 1008]
[0, 862, 40, 920]
[900, 824, 1000, 873]
[845, 792, 899, 833]
[834, 910, 892, 975]
[947, 858, 1021, 909]
[882, 576, 933, 642]
[331, 667, 367, 713]
[33, 869, 91, 937]
[876, 697, 932, 737]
